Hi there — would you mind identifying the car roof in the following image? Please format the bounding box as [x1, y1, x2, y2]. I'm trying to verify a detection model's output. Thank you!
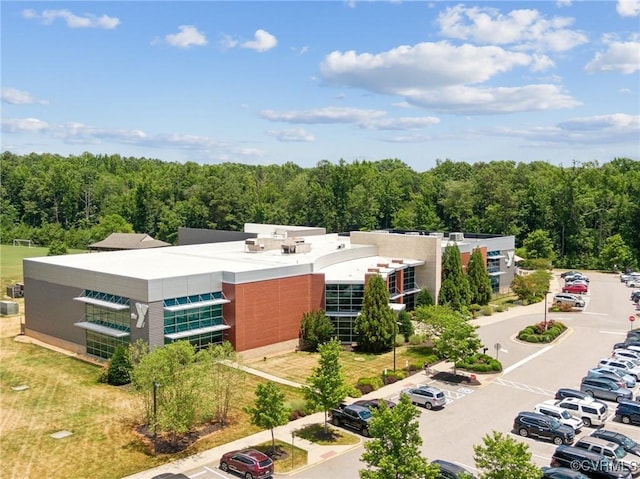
[554, 445, 609, 460]
[577, 436, 619, 448]
[229, 448, 270, 460]
[431, 459, 472, 474]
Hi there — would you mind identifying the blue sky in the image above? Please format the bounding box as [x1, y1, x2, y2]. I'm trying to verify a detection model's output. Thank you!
[2, 1, 639, 171]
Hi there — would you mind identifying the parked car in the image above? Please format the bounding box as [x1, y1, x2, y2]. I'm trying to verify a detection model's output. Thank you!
[553, 293, 586, 308]
[613, 349, 640, 366]
[401, 386, 447, 409]
[630, 290, 640, 303]
[581, 376, 634, 402]
[563, 283, 589, 294]
[561, 270, 582, 278]
[598, 358, 640, 381]
[628, 276, 640, 288]
[534, 402, 584, 432]
[616, 400, 640, 425]
[431, 459, 478, 479]
[574, 436, 640, 475]
[541, 467, 589, 479]
[614, 340, 640, 352]
[513, 411, 575, 445]
[565, 273, 590, 283]
[587, 367, 636, 388]
[555, 388, 599, 403]
[219, 448, 274, 479]
[627, 329, 640, 340]
[549, 397, 609, 427]
[351, 398, 397, 411]
[330, 404, 373, 436]
[551, 445, 632, 479]
[152, 474, 190, 479]
[591, 429, 640, 455]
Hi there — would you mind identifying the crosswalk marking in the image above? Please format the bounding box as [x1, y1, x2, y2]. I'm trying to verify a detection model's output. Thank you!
[494, 378, 556, 397]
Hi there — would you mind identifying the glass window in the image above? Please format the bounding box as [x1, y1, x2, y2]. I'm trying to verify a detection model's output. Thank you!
[163, 292, 226, 350]
[86, 331, 129, 359]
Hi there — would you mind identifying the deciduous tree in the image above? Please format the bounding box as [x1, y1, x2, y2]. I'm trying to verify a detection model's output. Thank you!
[360, 393, 439, 479]
[245, 381, 291, 454]
[473, 431, 542, 479]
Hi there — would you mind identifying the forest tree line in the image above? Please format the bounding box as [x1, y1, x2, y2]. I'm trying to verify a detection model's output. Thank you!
[1, 151, 638, 269]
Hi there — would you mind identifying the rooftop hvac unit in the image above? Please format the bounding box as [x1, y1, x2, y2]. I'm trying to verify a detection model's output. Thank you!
[429, 232, 444, 238]
[449, 232, 464, 242]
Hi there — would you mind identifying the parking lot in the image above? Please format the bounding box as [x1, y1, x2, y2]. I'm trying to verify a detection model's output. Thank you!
[149, 272, 640, 479]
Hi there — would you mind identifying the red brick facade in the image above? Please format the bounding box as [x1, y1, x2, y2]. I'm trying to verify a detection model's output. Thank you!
[222, 274, 325, 351]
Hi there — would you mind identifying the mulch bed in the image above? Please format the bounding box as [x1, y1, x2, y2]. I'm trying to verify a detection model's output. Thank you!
[432, 371, 481, 386]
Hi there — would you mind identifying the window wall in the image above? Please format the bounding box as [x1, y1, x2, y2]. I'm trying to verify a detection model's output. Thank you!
[163, 292, 226, 350]
[86, 331, 129, 359]
[84, 291, 131, 359]
[325, 283, 364, 343]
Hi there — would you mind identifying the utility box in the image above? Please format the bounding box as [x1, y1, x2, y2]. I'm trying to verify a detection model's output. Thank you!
[6, 283, 24, 298]
[0, 301, 19, 316]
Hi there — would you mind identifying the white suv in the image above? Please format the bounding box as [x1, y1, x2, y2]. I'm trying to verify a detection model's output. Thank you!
[549, 397, 608, 427]
[535, 402, 584, 432]
[598, 357, 640, 381]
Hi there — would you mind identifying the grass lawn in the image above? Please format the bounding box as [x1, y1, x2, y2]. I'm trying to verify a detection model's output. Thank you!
[246, 345, 434, 387]
[254, 440, 308, 473]
[0, 334, 306, 479]
[295, 423, 360, 446]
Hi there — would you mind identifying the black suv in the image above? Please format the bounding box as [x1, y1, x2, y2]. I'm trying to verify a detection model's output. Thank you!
[591, 429, 640, 455]
[551, 445, 632, 479]
[513, 411, 575, 445]
[616, 400, 640, 425]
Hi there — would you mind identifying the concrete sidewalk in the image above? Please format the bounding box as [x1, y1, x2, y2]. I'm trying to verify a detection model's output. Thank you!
[123, 279, 562, 479]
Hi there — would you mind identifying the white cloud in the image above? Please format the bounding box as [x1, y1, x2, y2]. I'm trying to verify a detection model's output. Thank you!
[1, 88, 48, 105]
[319, 42, 577, 114]
[265, 128, 316, 142]
[437, 4, 587, 52]
[241, 29, 277, 52]
[22, 8, 119, 29]
[260, 106, 439, 130]
[556, 0, 572, 6]
[617, 0, 640, 17]
[584, 37, 640, 74]
[489, 113, 640, 145]
[1, 118, 50, 132]
[164, 25, 208, 48]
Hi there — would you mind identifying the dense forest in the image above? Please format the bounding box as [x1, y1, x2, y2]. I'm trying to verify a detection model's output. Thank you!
[1, 151, 638, 269]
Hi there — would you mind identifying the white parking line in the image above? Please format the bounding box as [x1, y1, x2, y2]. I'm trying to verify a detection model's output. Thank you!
[494, 378, 557, 397]
[502, 345, 554, 375]
[599, 330, 627, 335]
[204, 465, 228, 478]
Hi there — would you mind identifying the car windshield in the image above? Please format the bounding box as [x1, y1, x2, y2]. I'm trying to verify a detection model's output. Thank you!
[613, 445, 627, 459]
[358, 410, 372, 420]
[621, 436, 638, 448]
[560, 410, 572, 419]
[549, 418, 561, 429]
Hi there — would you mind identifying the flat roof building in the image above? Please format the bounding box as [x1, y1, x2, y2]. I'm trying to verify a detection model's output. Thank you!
[23, 225, 514, 361]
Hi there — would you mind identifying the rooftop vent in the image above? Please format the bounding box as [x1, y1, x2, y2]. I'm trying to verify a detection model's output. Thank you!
[449, 232, 464, 242]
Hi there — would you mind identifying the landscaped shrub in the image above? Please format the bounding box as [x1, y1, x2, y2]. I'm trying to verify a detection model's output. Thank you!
[518, 321, 566, 343]
[287, 398, 309, 421]
[469, 304, 481, 317]
[408, 333, 427, 345]
[481, 305, 493, 316]
[355, 376, 383, 395]
[495, 304, 506, 312]
[106, 345, 132, 386]
[456, 353, 502, 372]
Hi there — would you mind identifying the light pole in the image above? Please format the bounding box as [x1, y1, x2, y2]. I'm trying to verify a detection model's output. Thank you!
[153, 381, 160, 455]
[543, 291, 550, 331]
[393, 320, 397, 372]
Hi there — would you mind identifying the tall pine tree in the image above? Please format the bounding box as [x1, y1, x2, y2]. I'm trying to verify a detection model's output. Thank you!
[438, 242, 471, 311]
[467, 247, 493, 305]
[355, 275, 395, 353]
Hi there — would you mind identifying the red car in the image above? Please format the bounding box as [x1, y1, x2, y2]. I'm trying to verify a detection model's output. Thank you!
[219, 448, 274, 479]
[563, 283, 588, 294]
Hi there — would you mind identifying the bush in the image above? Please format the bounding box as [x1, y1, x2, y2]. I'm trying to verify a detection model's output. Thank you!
[518, 321, 566, 343]
[355, 376, 383, 394]
[495, 304, 505, 312]
[456, 353, 502, 372]
[481, 305, 493, 316]
[408, 333, 427, 345]
[394, 333, 405, 347]
[106, 345, 132, 386]
[469, 304, 481, 317]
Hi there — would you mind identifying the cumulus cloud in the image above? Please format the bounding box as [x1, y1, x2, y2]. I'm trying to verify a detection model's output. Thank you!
[22, 8, 119, 29]
[584, 37, 640, 74]
[437, 4, 587, 52]
[161, 25, 208, 48]
[1, 118, 50, 132]
[319, 42, 577, 114]
[260, 106, 439, 130]
[220, 29, 277, 52]
[1, 88, 48, 105]
[241, 29, 277, 52]
[617, 0, 640, 16]
[265, 128, 315, 142]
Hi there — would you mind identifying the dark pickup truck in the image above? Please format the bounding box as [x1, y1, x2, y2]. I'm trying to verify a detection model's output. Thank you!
[330, 403, 373, 436]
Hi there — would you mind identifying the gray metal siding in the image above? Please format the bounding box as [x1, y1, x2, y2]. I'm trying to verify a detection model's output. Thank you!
[147, 302, 165, 350]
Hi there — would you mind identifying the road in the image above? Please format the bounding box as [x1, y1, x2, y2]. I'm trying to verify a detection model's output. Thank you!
[184, 272, 640, 478]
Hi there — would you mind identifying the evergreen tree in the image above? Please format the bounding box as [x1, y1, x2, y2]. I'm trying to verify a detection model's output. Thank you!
[467, 248, 492, 305]
[415, 288, 434, 307]
[303, 338, 352, 434]
[360, 393, 439, 479]
[438, 243, 471, 311]
[355, 275, 395, 353]
[106, 344, 132, 386]
[397, 310, 414, 342]
[244, 381, 291, 455]
[300, 309, 335, 351]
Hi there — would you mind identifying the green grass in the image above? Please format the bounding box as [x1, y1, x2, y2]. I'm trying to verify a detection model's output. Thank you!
[254, 440, 308, 473]
[295, 423, 360, 445]
[0, 244, 86, 291]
